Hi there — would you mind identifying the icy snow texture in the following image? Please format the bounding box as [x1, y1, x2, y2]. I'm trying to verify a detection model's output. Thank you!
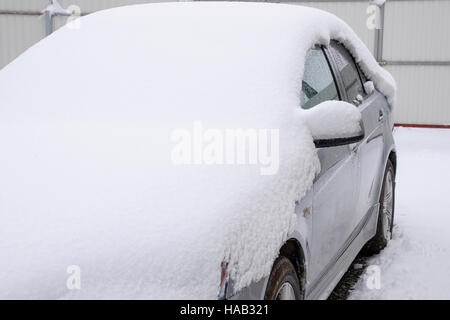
[302, 101, 362, 139]
[350, 128, 450, 299]
[0, 2, 395, 299]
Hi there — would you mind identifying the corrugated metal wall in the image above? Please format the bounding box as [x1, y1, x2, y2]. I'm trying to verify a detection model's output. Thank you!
[383, 0, 450, 125]
[0, 0, 169, 12]
[1, 0, 449, 125]
[56, 0, 172, 12]
[0, 0, 169, 69]
[0, 13, 45, 68]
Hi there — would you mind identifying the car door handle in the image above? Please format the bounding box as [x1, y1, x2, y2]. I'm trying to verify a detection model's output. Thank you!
[353, 94, 364, 106]
[378, 110, 384, 122]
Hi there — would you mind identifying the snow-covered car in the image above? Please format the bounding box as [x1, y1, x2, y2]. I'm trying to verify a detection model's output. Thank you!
[0, 3, 396, 300]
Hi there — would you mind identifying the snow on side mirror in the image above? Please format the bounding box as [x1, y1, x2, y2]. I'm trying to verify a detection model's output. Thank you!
[364, 81, 375, 95]
[302, 101, 364, 148]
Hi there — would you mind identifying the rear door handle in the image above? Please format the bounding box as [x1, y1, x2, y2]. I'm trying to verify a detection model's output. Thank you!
[378, 110, 384, 122]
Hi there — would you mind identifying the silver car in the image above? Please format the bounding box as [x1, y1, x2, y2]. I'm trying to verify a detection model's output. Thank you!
[228, 41, 396, 300]
[0, 3, 396, 300]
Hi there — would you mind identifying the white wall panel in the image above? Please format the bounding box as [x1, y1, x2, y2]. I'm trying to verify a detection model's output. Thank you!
[0, 0, 49, 11]
[57, 0, 172, 13]
[0, 14, 46, 69]
[384, 0, 450, 61]
[0, 0, 167, 12]
[387, 65, 450, 125]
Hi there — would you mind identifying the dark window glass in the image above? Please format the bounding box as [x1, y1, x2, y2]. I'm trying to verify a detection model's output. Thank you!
[329, 41, 365, 104]
[301, 48, 339, 109]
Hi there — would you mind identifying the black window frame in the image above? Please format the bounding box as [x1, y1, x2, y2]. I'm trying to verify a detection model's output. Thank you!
[322, 45, 347, 102]
[321, 46, 343, 102]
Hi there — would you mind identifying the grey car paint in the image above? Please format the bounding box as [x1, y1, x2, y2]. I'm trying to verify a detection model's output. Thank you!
[228, 41, 396, 300]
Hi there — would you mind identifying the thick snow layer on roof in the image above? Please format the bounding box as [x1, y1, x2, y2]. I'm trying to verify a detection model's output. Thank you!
[0, 2, 395, 299]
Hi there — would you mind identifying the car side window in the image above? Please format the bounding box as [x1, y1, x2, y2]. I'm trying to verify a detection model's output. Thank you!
[301, 47, 339, 110]
[328, 41, 366, 104]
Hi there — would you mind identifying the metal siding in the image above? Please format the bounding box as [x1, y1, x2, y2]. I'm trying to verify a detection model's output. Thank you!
[287, 1, 375, 54]
[0, 0, 168, 12]
[0, 0, 49, 11]
[384, 0, 450, 61]
[52, 15, 69, 32]
[0, 14, 45, 69]
[382, 1, 450, 125]
[56, 0, 172, 13]
[387, 65, 450, 125]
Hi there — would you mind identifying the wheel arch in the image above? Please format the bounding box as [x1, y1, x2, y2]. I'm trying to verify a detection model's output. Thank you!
[376, 147, 396, 200]
[388, 149, 397, 175]
[278, 238, 307, 298]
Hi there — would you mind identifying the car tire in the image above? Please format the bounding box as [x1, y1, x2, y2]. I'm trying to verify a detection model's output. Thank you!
[264, 256, 302, 300]
[363, 159, 395, 255]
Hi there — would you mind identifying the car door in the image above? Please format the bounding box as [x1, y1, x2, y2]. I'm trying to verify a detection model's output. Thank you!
[328, 41, 385, 226]
[300, 47, 360, 284]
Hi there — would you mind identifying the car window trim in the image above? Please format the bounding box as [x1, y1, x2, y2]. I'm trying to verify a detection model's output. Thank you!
[350, 53, 368, 98]
[321, 45, 347, 102]
[327, 41, 367, 102]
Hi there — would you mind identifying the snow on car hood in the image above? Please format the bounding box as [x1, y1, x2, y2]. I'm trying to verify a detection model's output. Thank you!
[0, 2, 395, 299]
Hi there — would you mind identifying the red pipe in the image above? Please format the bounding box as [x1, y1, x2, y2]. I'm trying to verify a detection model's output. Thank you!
[394, 123, 450, 129]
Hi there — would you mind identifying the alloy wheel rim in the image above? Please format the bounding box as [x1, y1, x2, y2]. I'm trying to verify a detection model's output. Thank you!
[276, 282, 296, 300]
[382, 170, 394, 241]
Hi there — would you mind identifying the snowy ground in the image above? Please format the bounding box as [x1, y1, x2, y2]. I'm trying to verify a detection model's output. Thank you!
[348, 127, 450, 299]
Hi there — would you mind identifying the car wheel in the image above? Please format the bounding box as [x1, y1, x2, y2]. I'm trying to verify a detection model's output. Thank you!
[363, 159, 395, 255]
[264, 256, 302, 300]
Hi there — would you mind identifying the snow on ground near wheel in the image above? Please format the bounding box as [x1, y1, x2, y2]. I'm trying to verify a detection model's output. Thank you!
[0, 2, 395, 299]
[350, 127, 450, 299]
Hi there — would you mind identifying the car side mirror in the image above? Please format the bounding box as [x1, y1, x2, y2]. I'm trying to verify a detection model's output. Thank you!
[302, 101, 364, 148]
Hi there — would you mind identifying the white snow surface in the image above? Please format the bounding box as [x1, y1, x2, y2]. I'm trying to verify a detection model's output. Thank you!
[0, 2, 395, 299]
[350, 127, 450, 299]
[303, 101, 362, 139]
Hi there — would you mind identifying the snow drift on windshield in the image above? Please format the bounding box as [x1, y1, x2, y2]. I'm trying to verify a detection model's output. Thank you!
[0, 2, 395, 299]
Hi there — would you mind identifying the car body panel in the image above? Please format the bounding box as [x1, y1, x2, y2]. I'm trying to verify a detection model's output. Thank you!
[309, 146, 359, 283]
